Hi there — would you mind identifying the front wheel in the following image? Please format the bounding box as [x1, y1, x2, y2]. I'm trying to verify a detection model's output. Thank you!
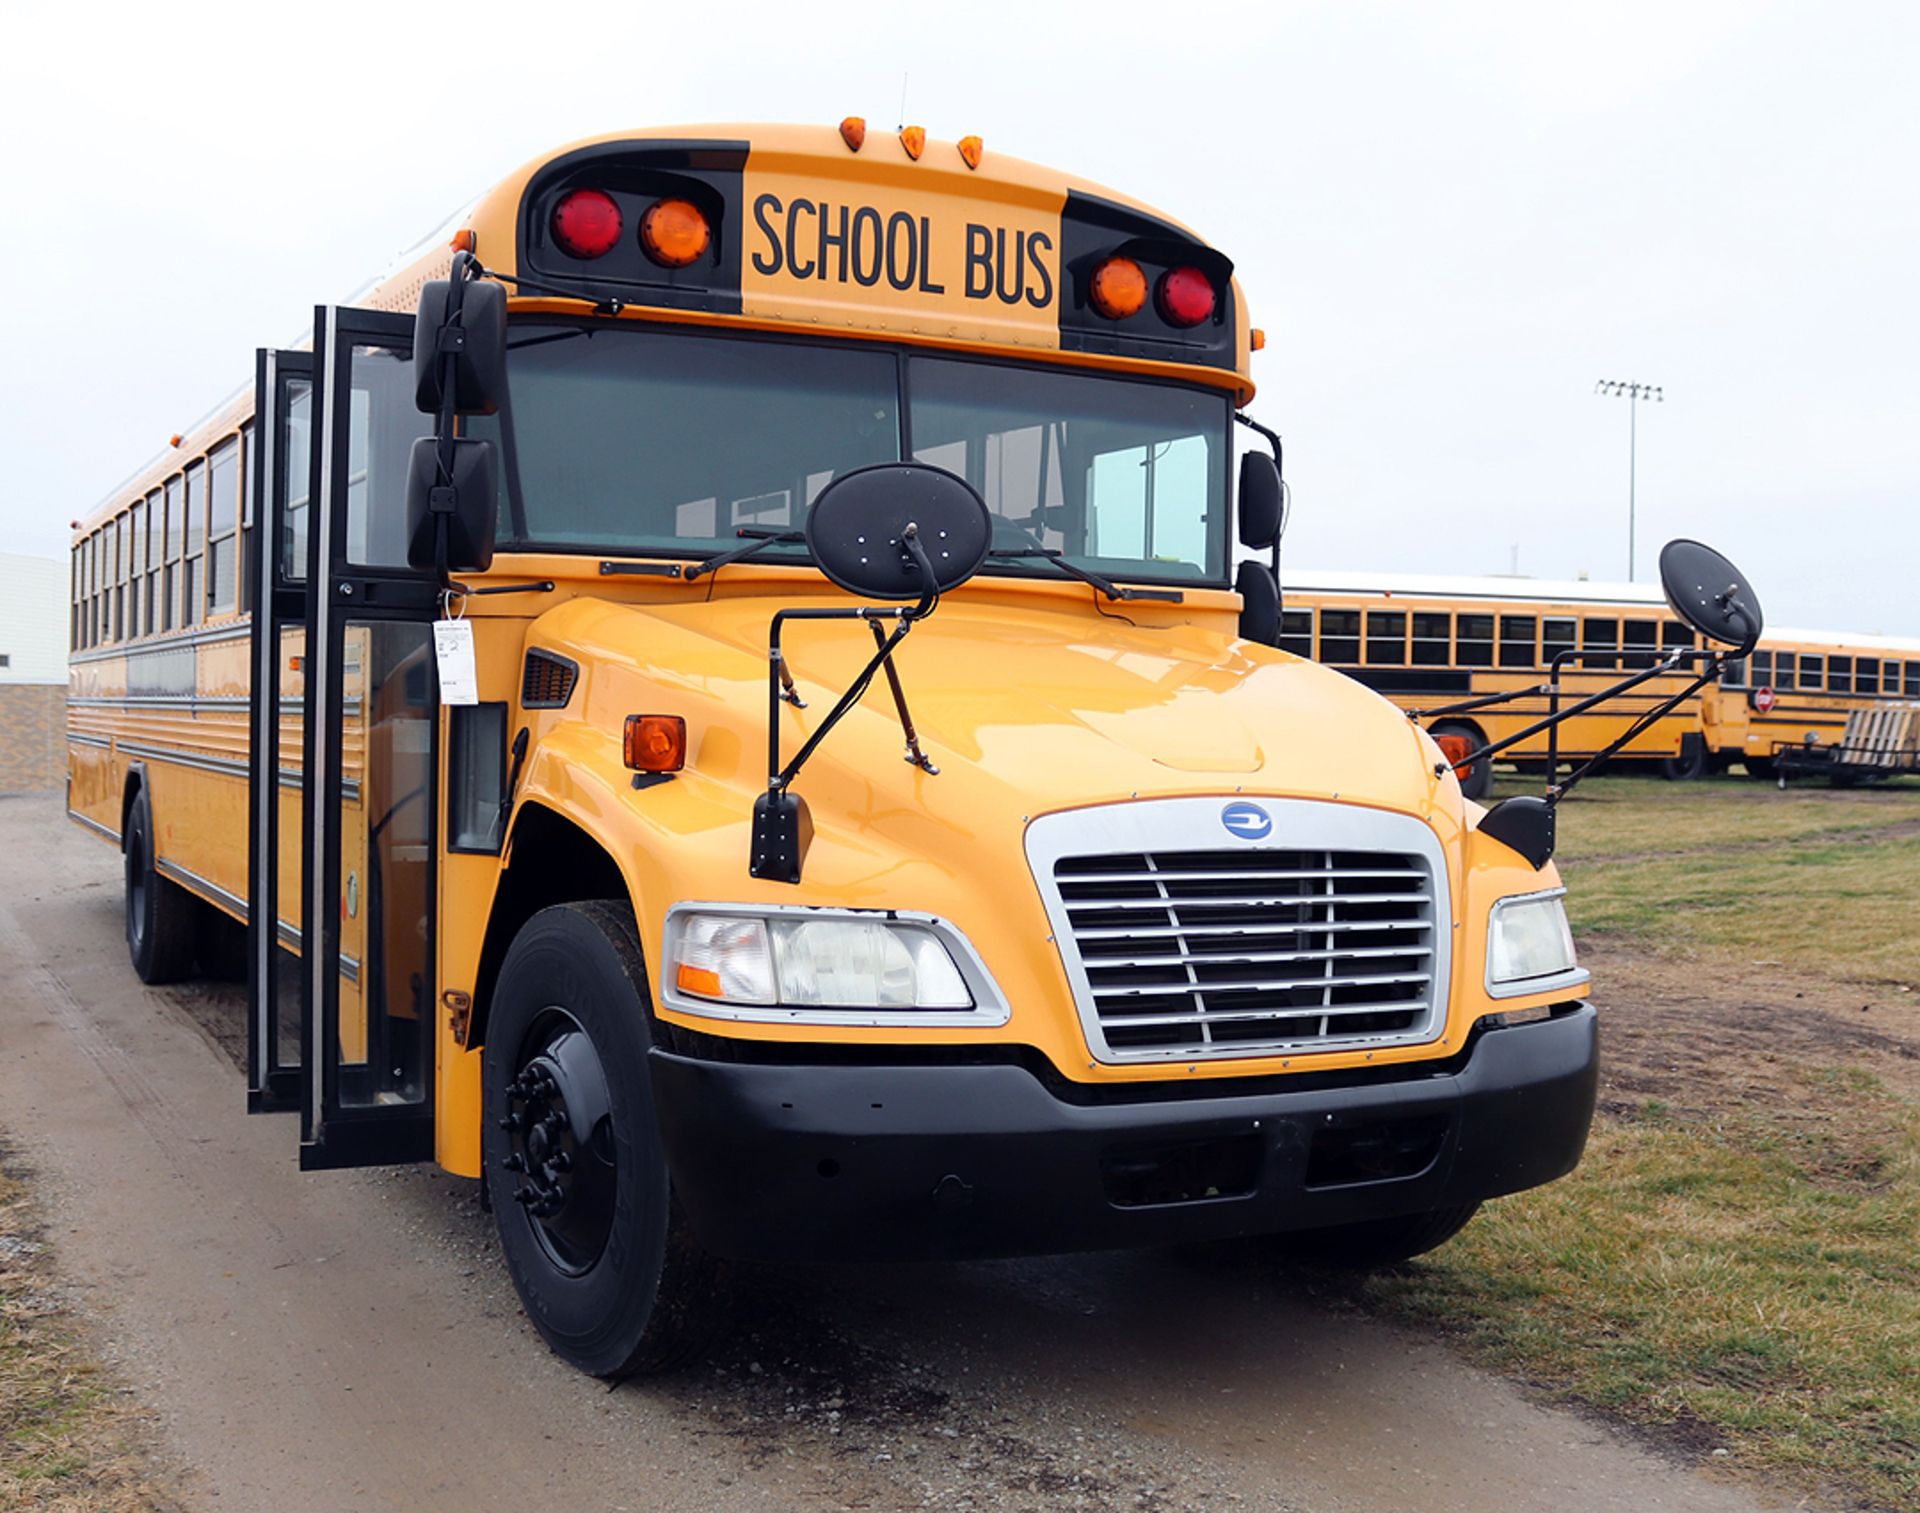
[1282, 1202, 1481, 1268]
[482, 900, 722, 1377]
[1744, 755, 1777, 781]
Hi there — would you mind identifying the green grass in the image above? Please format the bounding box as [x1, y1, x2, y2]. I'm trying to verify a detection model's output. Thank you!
[1350, 773, 1920, 1510]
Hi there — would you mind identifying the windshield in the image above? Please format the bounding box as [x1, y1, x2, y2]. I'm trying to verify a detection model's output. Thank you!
[475, 322, 1230, 585]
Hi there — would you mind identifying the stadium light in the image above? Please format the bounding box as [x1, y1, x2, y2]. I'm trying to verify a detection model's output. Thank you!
[1594, 380, 1663, 580]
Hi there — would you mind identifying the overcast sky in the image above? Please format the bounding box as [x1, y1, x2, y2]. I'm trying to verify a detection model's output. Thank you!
[3, 0, 1914, 634]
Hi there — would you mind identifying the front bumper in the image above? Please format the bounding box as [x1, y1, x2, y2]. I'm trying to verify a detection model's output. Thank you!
[650, 1003, 1597, 1262]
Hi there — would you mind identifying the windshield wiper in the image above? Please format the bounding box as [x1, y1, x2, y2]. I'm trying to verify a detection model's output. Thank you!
[985, 547, 1184, 604]
[684, 529, 808, 582]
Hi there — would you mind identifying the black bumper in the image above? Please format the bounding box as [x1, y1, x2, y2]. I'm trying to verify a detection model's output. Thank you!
[650, 1004, 1597, 1263]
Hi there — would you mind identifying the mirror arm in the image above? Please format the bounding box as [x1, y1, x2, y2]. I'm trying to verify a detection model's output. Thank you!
[470, 260, 626, 315]
[1448, 650, 1707, 771]
[1546, 659, 1723, 800]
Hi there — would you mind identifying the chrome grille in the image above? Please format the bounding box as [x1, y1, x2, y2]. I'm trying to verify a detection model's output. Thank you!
[1028, 799, 1449, 1064]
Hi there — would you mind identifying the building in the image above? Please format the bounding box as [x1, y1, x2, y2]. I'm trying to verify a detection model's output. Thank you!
[0, 552, 70, 794]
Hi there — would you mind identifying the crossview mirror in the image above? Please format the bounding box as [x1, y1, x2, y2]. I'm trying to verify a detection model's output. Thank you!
[405, 438, 497, 573]
[1237, 451, 1283, 550]
[1659, 539, 1763, 656]
[412, 277, 508, 416]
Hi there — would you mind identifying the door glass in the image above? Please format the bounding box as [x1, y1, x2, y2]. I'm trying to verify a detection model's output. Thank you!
[346, 346, 434, 568]
[335, 619, 434, 1108]
[283, 380, 313, 582]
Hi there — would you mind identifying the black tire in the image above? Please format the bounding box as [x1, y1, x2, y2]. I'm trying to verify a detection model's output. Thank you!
[124, 786, 197, 985]
[1284, 1202, 1481, 1268]
[1431, 721, 1493, 802]
[1661, 744, 1708, 782]
[1744, 755, 1777, 781]
[482, 900, 722, 1377]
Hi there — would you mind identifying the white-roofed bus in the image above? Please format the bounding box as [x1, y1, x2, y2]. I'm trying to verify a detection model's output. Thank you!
[1712, 627, 1920, 779]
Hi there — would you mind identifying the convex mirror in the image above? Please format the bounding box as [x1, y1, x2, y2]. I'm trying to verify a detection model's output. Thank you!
[805, 463, 992, 599]
[412, 278, 508, 416]
[1238, 452, 1283, 550]
[1659, 539, 1763, 655]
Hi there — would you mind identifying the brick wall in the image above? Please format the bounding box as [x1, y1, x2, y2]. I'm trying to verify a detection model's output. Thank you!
[0, 685, 68, 795]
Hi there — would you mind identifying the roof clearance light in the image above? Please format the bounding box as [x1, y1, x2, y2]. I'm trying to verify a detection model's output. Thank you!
[957, 135, 983, 170]
[449, 228, 476, 254]
[640, 198, 711, 268]
[550, 189, 623, 260]
[1157, 266, 1216, 327]
[1250, 327, 1267, 351]
[840, 116, 867, 152]
[900, 125, 926, 160]
[1089, 256, 1148, 320]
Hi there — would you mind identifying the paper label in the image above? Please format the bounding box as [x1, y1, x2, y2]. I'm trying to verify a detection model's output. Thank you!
[433, 618, 479, 706]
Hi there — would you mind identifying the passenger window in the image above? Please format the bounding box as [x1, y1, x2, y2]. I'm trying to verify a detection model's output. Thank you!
[1724, 658, 1747, 688]
[208, 439, 240, 615]
[1750, 650, 1771, 689]
[1543, 617, 1576, 668]
[1278, 609, 1313, 657]
[1365, 610, 1407, 664]
[1858, 658, 1881, 696]
[1800, 654, 1824, 689]
[1319, 609, 1360, 664]
[182, 461, 206, 628]
[1457, 614, 1494, 667]
[1662, 621, 1693, 659]
[1582, 617, 1618, 671]
[1411, 612, 1450, 666]
[1622, 619, 1657, 669]
[1907, 661, 1920, 697]
[1498, 615, 1537, 669]
[1828, 655, 1853, 695]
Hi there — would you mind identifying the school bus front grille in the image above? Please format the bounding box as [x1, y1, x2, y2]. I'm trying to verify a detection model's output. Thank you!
[1042, 833, 1445, 1062]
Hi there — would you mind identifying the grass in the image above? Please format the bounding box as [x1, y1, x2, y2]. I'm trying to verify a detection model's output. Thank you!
[0, 1147, 175, 1512]
[1349, 772, 1920, 1510]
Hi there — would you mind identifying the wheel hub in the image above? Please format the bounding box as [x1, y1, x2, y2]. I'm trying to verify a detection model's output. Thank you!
[496, 1018, 616, 1274]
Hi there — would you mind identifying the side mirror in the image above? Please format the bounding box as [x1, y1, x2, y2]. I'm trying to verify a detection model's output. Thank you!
[1659, 539, 1763, 656]
[805, 462, 993, 599]
[1237, 451, 1283, 550]
[413, 278, 508, 416]
[405, 438, 497, 573]
[1235, 560, 1279, 644]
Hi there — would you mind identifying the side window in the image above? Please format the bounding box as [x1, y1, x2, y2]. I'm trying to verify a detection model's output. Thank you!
[1278, 609, 1313, 658]
[163, 474, 183, 631]
[344, 347, 435, 568]
[208, 439, 240, 615]
[182, 460, 206, 627]
[144, 489, 163, 636]
[1457, 613, 1494, 667]
[1858, 658, 1881, 697]
[1365, 610, 1407, 664]
[1774, 650, 1794, 691]
[1724, 657, 1748, 688]
[1800, 654, 1824, 690]
[1749, 650, 1772, 689]
[1320, 609, 1360, 664]
[1543, 616, 1577, 668]
[1498, 615, 1537, 669]
[1828, 655, 1853, 695]
[1907, 661, 1920, 698]
[1622, 619, 1658, 669]
[1582, 617, 1618, 671]
[1411, 611, 1450, 665]
[240, 422, 255, 613]
[127, 500, 146, 638]
[1662, 621, 1693, 662]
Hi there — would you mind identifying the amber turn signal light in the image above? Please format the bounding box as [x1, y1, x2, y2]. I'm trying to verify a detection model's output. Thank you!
[625, 714, 686, 772]
[839, 116, 867, 152]
[448, 228, 476, 254]
[640, 198, 710, 268]
[899, 125, 925, 160]
[1088, 257, 1148, 320]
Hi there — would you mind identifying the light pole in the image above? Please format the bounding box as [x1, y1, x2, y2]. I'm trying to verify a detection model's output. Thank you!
[1594, 380, 1662, 580]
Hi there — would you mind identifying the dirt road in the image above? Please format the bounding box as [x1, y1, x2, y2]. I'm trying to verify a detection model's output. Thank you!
[0, 791, 1797, 1513]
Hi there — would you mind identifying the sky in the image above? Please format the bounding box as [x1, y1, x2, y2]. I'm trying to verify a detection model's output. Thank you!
[2, 0, 1915, 634]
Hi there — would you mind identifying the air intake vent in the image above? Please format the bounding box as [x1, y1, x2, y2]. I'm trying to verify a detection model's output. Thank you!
[521, 649, 578, 709]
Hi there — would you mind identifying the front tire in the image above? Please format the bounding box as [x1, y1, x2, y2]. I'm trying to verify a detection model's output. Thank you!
[124, 786, 197, 984]
[482, 900, 721, 1377]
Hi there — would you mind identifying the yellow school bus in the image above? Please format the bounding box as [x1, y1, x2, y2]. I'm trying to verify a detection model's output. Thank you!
[1279, 573, 1705, 798]
[1707, 628, 1920, 776]
[69, 122, 1605, 1377]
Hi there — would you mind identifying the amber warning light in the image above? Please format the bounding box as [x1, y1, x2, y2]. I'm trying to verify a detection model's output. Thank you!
[625, 714, 686, 773]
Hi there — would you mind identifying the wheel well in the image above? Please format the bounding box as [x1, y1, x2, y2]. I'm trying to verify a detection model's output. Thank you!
[119, 765, 147, 849]
[469, 803, 632, 1052]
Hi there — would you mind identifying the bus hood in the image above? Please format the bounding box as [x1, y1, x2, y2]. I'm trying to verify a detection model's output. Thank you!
[527, 585, 1457, 858]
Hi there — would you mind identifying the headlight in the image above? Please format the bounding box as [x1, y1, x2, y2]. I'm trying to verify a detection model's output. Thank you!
[1486, 889, 1582, 994]
[663, 907, 999, 1023]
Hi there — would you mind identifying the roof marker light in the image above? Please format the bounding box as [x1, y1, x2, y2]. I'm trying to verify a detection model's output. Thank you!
[900, 125, 925, 160]
[169, 434, 184, 448]
[1157, 266, 1216, 327]
[840, 116, 867, 152]
[550, 189, 623, 260]
[1089, 257, 1148, 320]
[1250, 327, 1266, 351]
[449, 228, 476, 254]
[957, 135, 983, 170]
[640, 198, 711, 268]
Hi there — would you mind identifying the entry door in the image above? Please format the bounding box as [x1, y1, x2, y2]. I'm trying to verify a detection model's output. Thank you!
[251, 306, 440, 1167]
